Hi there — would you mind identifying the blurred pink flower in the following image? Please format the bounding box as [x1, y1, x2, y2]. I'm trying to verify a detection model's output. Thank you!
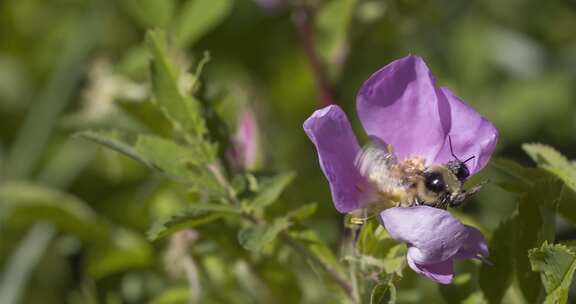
[228, 110, 260, 171]
[253, 0, 286, 12]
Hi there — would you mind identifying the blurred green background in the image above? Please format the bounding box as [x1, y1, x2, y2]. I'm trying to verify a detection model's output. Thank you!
[1, 0, 576, 303]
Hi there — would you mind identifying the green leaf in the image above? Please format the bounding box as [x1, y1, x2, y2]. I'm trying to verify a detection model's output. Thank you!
[249, 172, 295, 210]
[529, 242, 576, 304]
[523, 143, 576, 192]
[174, 0, 233, 48]
[357, 220, 400, 259]
[514, 180, 561, 302]
[0, 182, 108, 242]
[479, 216, 515, 304]
[146, 30, 209, 142]
[491, 157, 576, 224]
[347, 249, 404, 278]
[489, 157, 544, 193]
[78, 131, 222, 194]
[286, 228, 350, 300]
[133, 135, 218, 192]
[149, 286, 190, 304]
[238, 218, 292, 252]
[87, 228, 154, 279]
[147, 204, 240, 241]
[440, 272, 481, 304]
[462, 292, 487, 304]
[556, 186, 576, 224]
[370, 281, 396, 304]
[185, 203, 242, 214]
[289, 229, 347, 277]
[286, 203, 317, 221]
[75, 130, 152, 168]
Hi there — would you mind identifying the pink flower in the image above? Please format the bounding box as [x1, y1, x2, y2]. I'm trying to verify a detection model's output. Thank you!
[303, 55, 497, 283]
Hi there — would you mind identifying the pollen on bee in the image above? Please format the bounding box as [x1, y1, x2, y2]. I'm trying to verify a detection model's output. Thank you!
[398, 157, 426, 174]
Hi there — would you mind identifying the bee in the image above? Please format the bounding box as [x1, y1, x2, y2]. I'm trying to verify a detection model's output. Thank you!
[350, 136, 485, 224]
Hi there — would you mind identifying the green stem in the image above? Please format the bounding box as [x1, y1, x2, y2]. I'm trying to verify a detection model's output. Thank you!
[345, 225, 362, 303]
[292, 5, 335, 107]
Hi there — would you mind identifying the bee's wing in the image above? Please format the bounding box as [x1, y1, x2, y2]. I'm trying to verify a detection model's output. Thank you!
[354, 137, 401, 193]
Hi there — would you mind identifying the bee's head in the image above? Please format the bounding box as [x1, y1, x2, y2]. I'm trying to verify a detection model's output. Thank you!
[447, 160, 470, 182]
[446, 136, 474, 183]
[417, 166, 460, 205]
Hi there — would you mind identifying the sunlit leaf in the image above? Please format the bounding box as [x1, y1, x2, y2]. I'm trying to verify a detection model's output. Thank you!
[529, 242, 576, 304]
[146, 30, 209, 142]
[523, 143, 576, 193]
[461, 291, 487, 304]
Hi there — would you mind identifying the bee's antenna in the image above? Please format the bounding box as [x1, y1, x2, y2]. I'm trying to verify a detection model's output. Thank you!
[448, 136, 461, 161]
[449, 136, 476, 164]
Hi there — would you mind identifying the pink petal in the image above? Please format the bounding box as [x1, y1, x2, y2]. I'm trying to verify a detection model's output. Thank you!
[379, 206, 469, 264]
[407, 253, 454, 284]
[454, 225, 489, 260]
[356, 55, 450, 164]
[304, 105, 371, 213]
[432, 87, 498, 175]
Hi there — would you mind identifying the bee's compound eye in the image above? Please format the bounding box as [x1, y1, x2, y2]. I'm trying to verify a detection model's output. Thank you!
[424, 172, 446, 193]
[456, 164, 470, 181]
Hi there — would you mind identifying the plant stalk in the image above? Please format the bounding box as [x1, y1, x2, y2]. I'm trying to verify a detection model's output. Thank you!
[292, 6, 335, 107]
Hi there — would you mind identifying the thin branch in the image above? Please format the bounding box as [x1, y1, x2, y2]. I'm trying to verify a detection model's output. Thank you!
[292, 6, 335, 107]
[280, 232, 355, 302]
[239, 209, 355, 301]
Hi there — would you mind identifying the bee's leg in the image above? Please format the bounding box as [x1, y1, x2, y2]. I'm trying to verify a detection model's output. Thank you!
[450, 180, 488, 208]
